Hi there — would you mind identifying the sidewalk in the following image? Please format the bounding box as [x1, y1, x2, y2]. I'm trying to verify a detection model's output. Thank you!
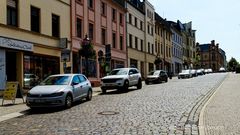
[0, 87, 102, 122]
[199, 73, 240, 135]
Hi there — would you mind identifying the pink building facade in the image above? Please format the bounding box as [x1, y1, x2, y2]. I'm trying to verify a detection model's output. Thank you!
[71, 0, 127, 86]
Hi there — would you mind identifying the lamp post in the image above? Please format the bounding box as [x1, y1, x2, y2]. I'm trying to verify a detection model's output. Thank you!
[154, 53, 162, 70]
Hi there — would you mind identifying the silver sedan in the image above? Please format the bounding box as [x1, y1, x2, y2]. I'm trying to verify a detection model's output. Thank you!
[26, 74, 92, 109]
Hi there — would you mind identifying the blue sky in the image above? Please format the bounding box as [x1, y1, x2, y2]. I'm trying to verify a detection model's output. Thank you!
[149, 0, 240, 61]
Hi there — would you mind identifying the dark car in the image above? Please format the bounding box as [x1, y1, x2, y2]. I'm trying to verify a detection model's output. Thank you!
[145, 70, 168, 85]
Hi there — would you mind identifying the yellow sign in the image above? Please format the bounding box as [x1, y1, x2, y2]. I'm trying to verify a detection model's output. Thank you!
[3, 82, 18, 100]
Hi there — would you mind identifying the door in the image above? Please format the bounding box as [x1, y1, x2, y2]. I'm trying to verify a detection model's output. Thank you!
[78, 75, 89, 97]
[6, 51, 17, 81]
[0, 49, 6, 89]
[71, 75, 81, 100]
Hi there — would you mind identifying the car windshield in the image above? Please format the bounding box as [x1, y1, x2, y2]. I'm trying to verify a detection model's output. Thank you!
[40, 76, 71, 85]
[109, 69, 128, 75]
[148, 71, 160, 75]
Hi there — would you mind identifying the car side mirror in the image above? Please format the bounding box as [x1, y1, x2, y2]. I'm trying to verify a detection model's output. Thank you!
[72, 82, 79, 86]
[129, 72, 133, 75]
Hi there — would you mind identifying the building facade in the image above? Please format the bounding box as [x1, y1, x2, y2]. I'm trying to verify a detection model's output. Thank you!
[71, 0, 127, 86]
[197, 40, 226, 72]
[0, 0, 71, 92]
[154, 13, 173, 74]
[126, 0, 146, 77]
[168, 21, 183, 75]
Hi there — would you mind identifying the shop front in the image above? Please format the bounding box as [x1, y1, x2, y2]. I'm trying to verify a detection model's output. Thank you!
[0, 36, 61, 93]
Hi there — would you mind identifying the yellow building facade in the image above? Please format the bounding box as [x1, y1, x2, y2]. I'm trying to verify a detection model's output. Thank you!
[0, 0, 71, 93]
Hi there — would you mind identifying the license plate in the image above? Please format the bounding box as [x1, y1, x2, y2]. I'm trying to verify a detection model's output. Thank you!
[106, 84, 114, 86]
[34, 99, 45, 103]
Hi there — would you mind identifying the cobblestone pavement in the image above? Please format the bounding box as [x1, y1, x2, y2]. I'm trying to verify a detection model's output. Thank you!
[201, 73, 240, 135]
[0, 73, 227, 135]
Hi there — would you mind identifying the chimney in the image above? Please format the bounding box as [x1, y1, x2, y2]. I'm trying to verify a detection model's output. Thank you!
[211, 40, 215, 45]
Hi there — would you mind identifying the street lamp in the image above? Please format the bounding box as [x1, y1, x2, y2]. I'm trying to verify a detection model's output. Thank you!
[154, 53, 162, 70]
[79, 34, 95, 78]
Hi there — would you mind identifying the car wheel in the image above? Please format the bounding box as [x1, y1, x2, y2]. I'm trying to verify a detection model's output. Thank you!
[65, 94, 72, 108]
[123, 80, 129, 90]
[145, 81, 149, 85]
[86, 89, 92, 101]
[137, 79, 142, 89]
[165, 78, 168, 82]
[101, 88, 106, 94]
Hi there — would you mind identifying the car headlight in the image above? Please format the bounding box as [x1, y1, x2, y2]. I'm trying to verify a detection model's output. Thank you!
[49, 91, 64, 97]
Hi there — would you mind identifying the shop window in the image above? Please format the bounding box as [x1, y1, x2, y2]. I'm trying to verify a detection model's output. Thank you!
[7, 0, 18, 27]
[52, 14, 60, 37]
[149, 63, 154, 72]
[31, 6, 40, 33]
[130, 59, 138, 68]
[24, 55, 60, 88]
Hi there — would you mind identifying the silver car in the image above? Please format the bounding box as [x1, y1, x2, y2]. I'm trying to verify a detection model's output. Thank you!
[26, 74, 92, 109]
[101, 68, 142, 93]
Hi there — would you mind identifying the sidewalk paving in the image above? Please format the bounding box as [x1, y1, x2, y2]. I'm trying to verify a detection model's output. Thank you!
[199, 73, 240, 135]
[0, 87, 102, 122]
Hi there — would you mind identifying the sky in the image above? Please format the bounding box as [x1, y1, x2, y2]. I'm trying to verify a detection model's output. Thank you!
[148, 0, 240, 61]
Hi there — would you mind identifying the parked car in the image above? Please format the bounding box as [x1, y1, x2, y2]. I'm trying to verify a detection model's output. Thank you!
[26, 74, 92, 109]
[197, 69, 204, 76]
[207, 68, 213, 73]
[219, 67, 226, 72]
[145, 70, 168, 85]
[100, 68, 142, 93]
[190, 69, 198, 77]
[178, 69, 192, 79]
[24, 74, 39, 88]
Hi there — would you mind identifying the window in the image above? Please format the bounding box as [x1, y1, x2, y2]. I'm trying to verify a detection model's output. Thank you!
[129, 34, 132, 48]
[7, 0, 18, 26]
[101, 2, 106, 16]
[77, 18, 82, 38]
[120, 35, 123, 50]
[52, 14, 60, 37]
[72, 76, 81, 84]
[149, 63, 154, 72]
[89, 23, 94, 40]
[112, 32, 116, 48]
[147, 25, 150, 34]
[101, 28, 106, 45]
[31, 6, 40, 32]
[129, 14, 132, 24]
[161, 44, 163, 54]
[155, 41, 157, 53]
[140, 21, 143, 30]
[140, 40, 143, 51]
[112, 8, 116, 21]
[151, 27, 153, 35]
[78, 75, 87, 83]
[135, 17, 137, 27]
[119, 13, 123, 25]
[148, 42, 150, 53]
[88, 0, 93, 9]
[152, 44, 154, 54]
[135, 37, 138, 49]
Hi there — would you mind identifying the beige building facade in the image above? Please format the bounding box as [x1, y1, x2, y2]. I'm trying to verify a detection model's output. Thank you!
[0, 0, 71, 93]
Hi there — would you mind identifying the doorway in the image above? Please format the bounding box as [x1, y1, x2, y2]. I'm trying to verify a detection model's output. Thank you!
[6, 51, 17, 81]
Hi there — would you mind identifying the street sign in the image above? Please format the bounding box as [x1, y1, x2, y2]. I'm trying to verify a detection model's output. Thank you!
[61, 49, 71, 62]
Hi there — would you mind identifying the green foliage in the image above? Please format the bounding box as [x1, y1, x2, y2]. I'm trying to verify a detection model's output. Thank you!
[236, 65, 240, 73]
[79, 42, 96, 58]
[227, 57, 239, 71]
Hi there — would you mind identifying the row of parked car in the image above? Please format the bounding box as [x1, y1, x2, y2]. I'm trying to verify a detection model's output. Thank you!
[26, 67, 226, 109]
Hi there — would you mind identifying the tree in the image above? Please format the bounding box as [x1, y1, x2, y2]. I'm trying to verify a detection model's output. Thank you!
[79, 35, 96, 78]
[227, 57, 239, 72]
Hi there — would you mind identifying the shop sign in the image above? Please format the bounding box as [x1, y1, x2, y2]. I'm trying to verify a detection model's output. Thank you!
[2, 82, 24, 105]
[61, 49, 71, 62]
[0, 37, 33, 52]
[59, 38, 68, 49]
[0, 49, 6, 90]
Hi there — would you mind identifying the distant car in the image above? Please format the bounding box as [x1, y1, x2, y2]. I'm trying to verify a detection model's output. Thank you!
[24, 74, 39, 87]
[219, 67, 226, 72]
[145, 70, 168, 85]
[26, 74, 92, 109]
[101, 68, 142, 93]
[207, 68, 213, 73]
[178, 69, 192, 79]
[190, 69, 198, 77]
[197, 69, 204, 76]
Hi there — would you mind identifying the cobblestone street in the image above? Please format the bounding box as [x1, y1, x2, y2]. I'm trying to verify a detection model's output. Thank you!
[0, 73, 227, 135]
